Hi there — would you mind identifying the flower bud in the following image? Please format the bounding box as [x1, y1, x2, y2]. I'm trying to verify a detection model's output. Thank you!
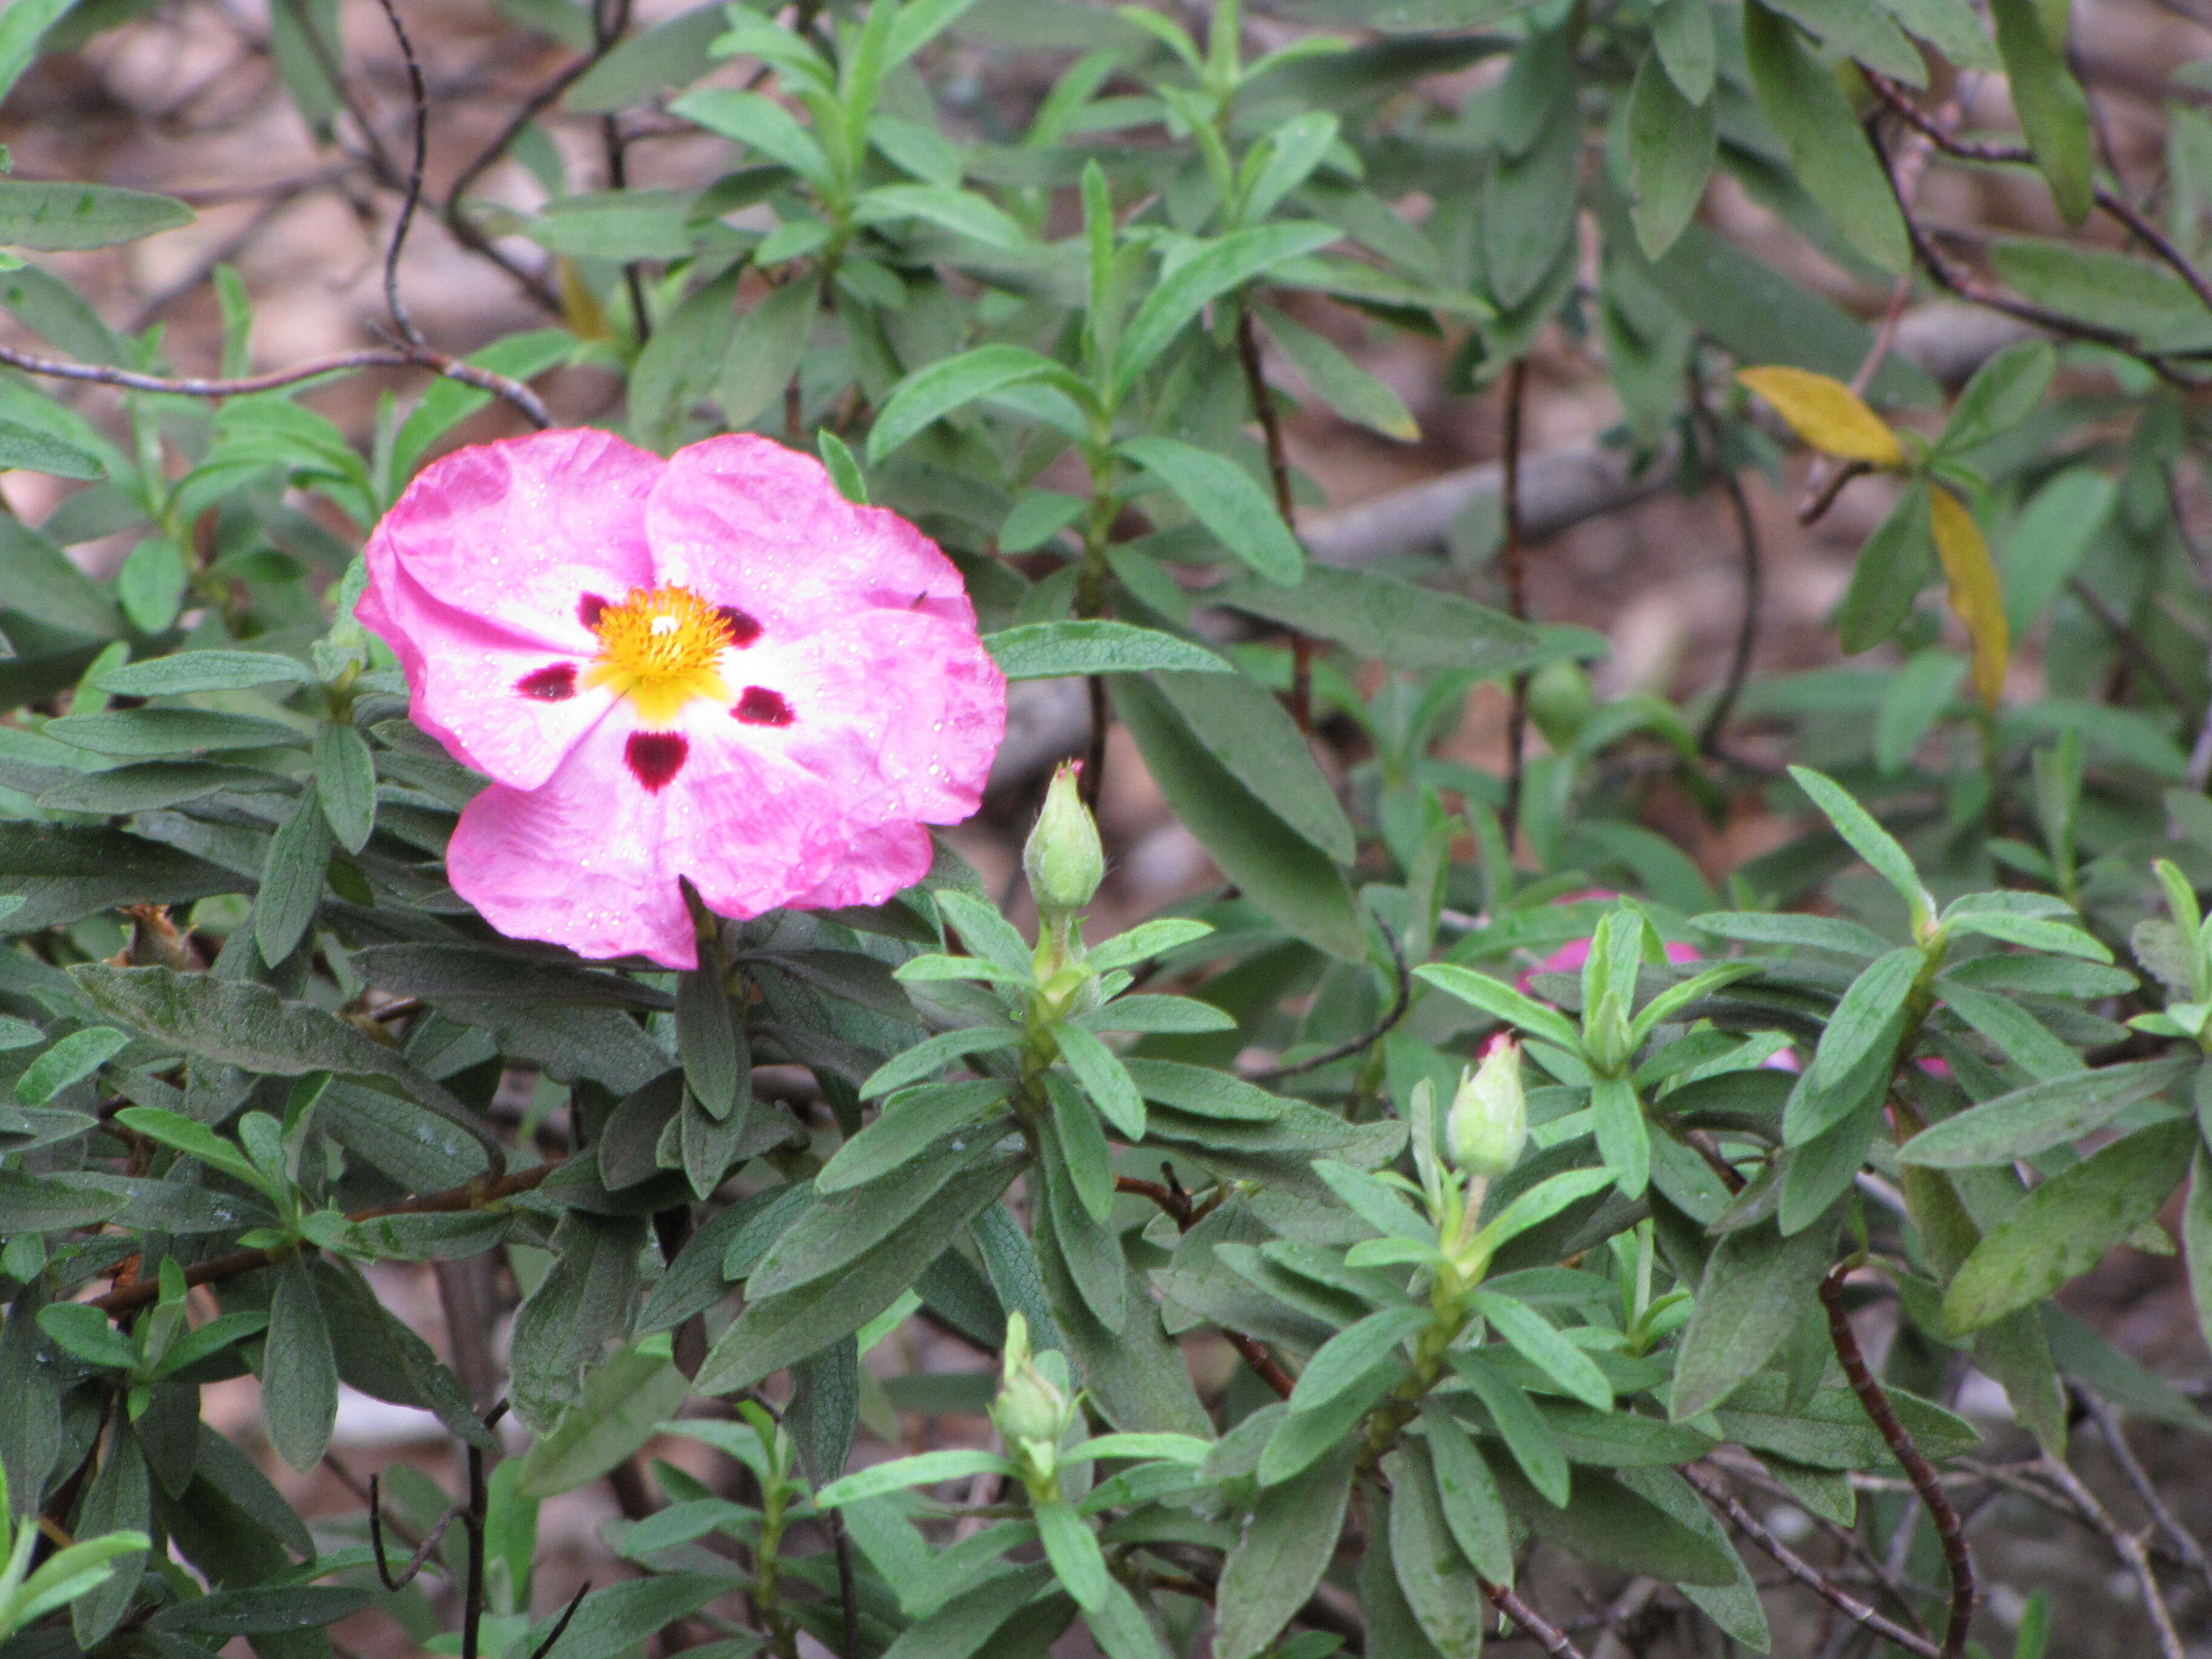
[1447, 1037, 1526, 1177]
[1024, 762, 1104, 919]
[1526, 660, 1593, 751]
[990, 1312, 1073, 1453]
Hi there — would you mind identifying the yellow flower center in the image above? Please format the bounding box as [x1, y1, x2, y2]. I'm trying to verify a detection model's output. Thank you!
[581, 585, 735, 725]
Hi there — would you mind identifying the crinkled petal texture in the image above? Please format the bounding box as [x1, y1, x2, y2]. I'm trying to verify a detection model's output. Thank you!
[361, 429, 1006, 967]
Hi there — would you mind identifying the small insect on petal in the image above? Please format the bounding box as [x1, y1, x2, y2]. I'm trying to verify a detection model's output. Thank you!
[625, 731, 689, 791]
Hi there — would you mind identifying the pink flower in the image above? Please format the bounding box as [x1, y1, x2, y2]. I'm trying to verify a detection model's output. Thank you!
[358, 429, 1005, 968]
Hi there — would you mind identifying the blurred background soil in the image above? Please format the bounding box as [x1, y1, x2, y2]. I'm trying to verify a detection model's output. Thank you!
[14, 2, 2212, 1654]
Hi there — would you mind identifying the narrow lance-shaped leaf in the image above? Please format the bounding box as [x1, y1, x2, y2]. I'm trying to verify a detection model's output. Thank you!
[1929, 485, 2009, 708]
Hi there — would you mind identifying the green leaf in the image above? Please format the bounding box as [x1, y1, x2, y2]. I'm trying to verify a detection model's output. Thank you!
[1787, 765, 1929, 920]
[1313, 1158, 1432, 1241]
[311, 723, 375, 854]
[1940, 338, 2058, 454]
[0, 514, 121, 637]
[1761, 0, 1925, 78]
[676, 965, 746, 1121]
[14, 1026, 129, 1105]
[0, 181, 192, 251]
[116, 537, 187, 634]
[1385, 1440, 1487, 1656]
[36, 1303, 141, 1371]
[854, 182, 1031, 251]
[1253, 303, 1418, 441]
[45, 708, 303, 756]
[1289, 1305, 1426, 1414]
[984, 620, 1228, 679]
[1627, 49, 1715, 260]
[516, 1338, 689, 1498]
[111, 1107, 261, 1186]
[817, 1079, 1009, 1195]
[1670, 1215, 1838, 1418]
[1589, 1074, 1650, 1199]
[1489, 1457, 1739, 1586]
[1450, 1349, 1569, 1506]
[1988, 236, 2212, 351]
[1651, 0, 1716, 100]
[1943, 909, 2110, 960]
[868, 343, 1071, 462]
[255, 786, 332, 967]
[1741, 0, 1909, 273]
[67, 1432, 149, 1645]
[669, 87, 831, 184]
[1119, 436, 1302, 585]
[694, 1149, 1022, 1395]
[91, 650, 312, 697]
[1418, 1400, 1515, 1583]
[1471, 1292, 1611, 1411]
[2002, 468, 2114, 635]
[77, 966, 495, 1163]
[1036, 1502, 1110, 1610]
[716, 273, 822, 432]
[1875, 652, 1968, 774]
[859, 1025, 1022, 1098]
[1121, 1058, 1284, 1121]
[1204, 564, 1557, 675]
[1212, 1443, 1356, 1659]
[1989, 0, 2094, 223]
[0, 417, 101, 480]
[263, 1258, 338, 1471]
[1152, 669, 1355, 863]
[511, 1577, 731, 1659]
[568, 3, 730, 110]
[1110, 675, 1364, 959]
[1414, 964, 1583, 1051]
[1877, 0, 2000, 68]
[1047, 1071, 1114, 1222]
[1053, 1022, 1146, 1141]
[1113, 221, 1341, 397]
[1809, 947, 1919, 1090]
[1945, 1119, 2196, 1332]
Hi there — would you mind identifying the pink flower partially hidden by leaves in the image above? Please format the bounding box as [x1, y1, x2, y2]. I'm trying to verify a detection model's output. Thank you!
[1513, 892, 1701, 994]
[358, 429, 1006, 968]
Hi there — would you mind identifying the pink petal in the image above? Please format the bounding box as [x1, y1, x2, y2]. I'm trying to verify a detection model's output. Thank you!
[782, 820, 936, 911]
[645, 434, 976, 639]
[727, 609, 1005, 829]
[446, 700, 853, 967]
[364, 427, 660, 654]
[367, 560, 619, 790]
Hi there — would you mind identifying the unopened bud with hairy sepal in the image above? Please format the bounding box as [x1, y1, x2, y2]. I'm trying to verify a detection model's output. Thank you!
[1024, 762, 1104, 920]
[991, 1313, 1075, 1491]
[1447, 1036, 1527, 1178]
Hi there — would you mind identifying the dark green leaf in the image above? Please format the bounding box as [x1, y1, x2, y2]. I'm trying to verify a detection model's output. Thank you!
[984, 620, 1229, 678]
[0, 180, 192, 250]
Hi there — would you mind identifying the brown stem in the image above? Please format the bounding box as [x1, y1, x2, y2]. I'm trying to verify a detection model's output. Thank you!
[1819, 1268, 1974, 1658]
[1113, 1170, 1296, 1398]
[1687, 358, 1761, 757]
[1240, 923, 1411, 1083]
[0, 340, 549, 427]
[368, 0, 429, 348]
[87, 1161, 561, 1315]
[1683, 1464, 1943, 1659]
[1233, 304, 1315, 734]
[1082, 675, 1108, 814]
[2037, 1451, 2188, 1659]
[1797, 458, 1871, 529]
[1499, 357, 1532, 836]
[1481, 1578, 1592, 1659]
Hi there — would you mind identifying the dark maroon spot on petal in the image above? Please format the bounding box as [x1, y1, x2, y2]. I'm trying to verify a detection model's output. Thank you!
[625, 731, 689, 792]
[735, 686, 794, 727]
[717, 606, 762, 647]
[579, 593, 609, 629]
[516, 663, 577, 702]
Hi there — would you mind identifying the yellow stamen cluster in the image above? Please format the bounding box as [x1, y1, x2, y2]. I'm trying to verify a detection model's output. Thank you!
[581, 585, 734, 725]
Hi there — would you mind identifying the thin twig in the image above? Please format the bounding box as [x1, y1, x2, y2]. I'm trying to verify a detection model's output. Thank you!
[1483, 1578, 1593, 1659]
[2082, 1391, 2212, 1605]
[526, 1581, 592, 1659]
[368, 0, 430, 347]
[1796, 459, 1872, 529]
[1687, 357, 1761, 756]
[89, 1161, 561, 1313]
[1820, 1268, 1974, 1658]
[0, 340, 551, 427]
[2038, 1452, 2188, 1659]
[1869, 73, 2212, 323]
[2067, 576, 2191, 709]
[1234, 302, 1313, 734]
[1114, 1167, 1299, 1399]
[1241, 925, 1411, 1082]
[368, 1476, 464, 1590]
[1500, 357, 1532, 834]
[1682, 1465, 1943, 1659]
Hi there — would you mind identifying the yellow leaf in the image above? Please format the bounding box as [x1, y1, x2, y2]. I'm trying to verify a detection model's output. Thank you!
[1737, 366, 1905, 465]
[1929, 486, 2008, 708]
[555, 256, 611, 343]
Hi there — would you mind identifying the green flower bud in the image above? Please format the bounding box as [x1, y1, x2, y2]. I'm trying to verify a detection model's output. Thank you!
[1526, 660, 1594, 751]
[1447, 1037, 1526, 1177]
[1024, 761, 1104, 919]
[990, 1312, 1073, 1454]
